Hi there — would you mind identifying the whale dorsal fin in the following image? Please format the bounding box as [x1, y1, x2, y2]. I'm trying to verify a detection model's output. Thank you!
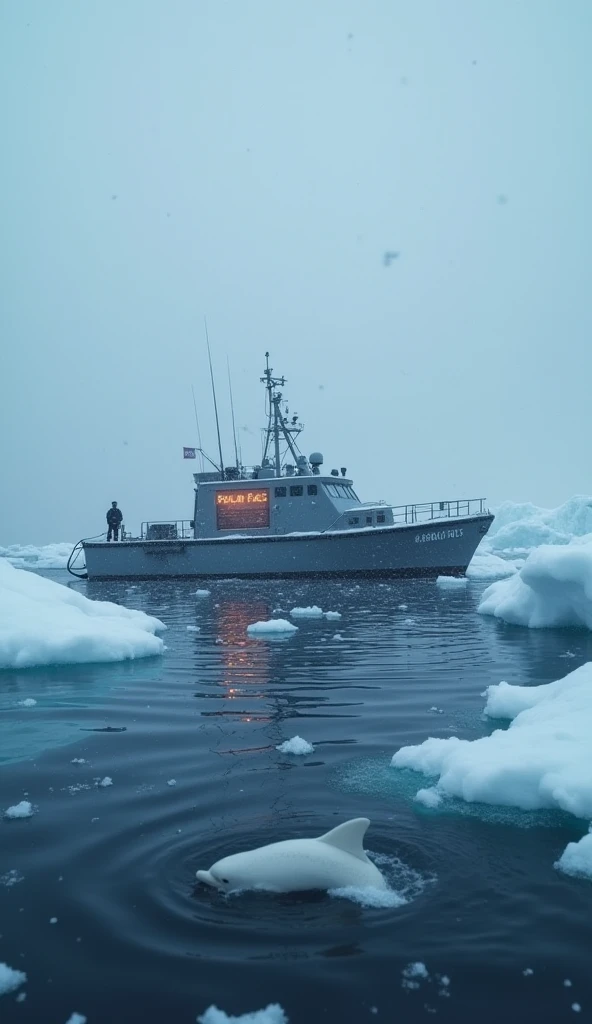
[317, 818, 371, 862]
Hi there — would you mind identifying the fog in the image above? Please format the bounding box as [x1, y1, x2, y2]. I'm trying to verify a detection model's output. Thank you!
[2, 1, 590, 545]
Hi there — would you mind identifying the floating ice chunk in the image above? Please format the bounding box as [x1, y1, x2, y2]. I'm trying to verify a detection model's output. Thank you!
[415, 788, 442, 809]
[197, 1005, 288, 1024]
[64, 1015, 87, 1024]
[0, 542, 73, 570]
[392, 663, 592, 872]
[572, 1005, 582, 1014]
[276, 736, 314, 755]
[71, 758, 86, 764]
[17, 698, 37, 707]
[402, 962, 429, 989]
[565, 980, 573, 988]
[436, 576, 468, 589]
[333, 633, 344, 641]
[398, 604, 408, 611]
[555, 832, 592, 880]
[402, 618, 415, 627]
[0, 559, 165, 669]
[98, 777, 113, 788]
[167, 779, 177, 787]
[0, 962, 27, 996]
[329, 885, 406, 908]
[486, 496, 592, 556]
[16, 992, 26, 1002]
[247, 619, 298, 635]
[187, 625, 201, 631]
[4, 801, 33, 819]
[324, 611, 342, 620]
[467, 549, 520, 580]
[523, 968, 534, 976]
[290, 606, 324, 618]
[195, 589, 211, 597]
[479, 545, 592, 630]
[50, 917, 58, 924]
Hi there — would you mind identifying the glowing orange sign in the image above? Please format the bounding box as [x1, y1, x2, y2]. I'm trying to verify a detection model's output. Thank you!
[216, 488, 270, 529]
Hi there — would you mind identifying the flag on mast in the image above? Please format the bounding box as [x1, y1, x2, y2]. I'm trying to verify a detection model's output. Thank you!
[183, 447, 197, 459]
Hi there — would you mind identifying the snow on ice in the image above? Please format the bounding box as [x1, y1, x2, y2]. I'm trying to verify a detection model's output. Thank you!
[276, 736, 314, 755]
[197, 1005, 288, 1024]
[436, 576, 468, 589]
[392, 662, 592, 876]
[0, 558, 165, 669]
[290, 606, 324, 618]
[0, 962, 27, 996]
[247, 619, 298, 636]
[479, 544, 592, 629]
[0, 542, 73, 570]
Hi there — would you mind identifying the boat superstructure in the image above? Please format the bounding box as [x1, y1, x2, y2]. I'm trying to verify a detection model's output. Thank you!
[69, 354, 493, 580]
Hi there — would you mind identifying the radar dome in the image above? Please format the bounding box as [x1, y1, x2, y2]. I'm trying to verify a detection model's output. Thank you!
[309, 452, 323, 465]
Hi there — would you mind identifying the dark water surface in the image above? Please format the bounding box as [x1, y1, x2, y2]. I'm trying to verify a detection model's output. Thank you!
[1, 572, 592, 1022]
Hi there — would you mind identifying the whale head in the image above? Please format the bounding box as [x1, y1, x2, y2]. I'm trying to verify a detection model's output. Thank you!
[196, 818, 387, 894]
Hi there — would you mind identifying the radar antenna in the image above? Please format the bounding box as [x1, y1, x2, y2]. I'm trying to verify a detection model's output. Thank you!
[260, 353, 303, 476]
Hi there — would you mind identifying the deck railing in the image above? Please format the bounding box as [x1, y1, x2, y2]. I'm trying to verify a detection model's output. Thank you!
[389, 498, 488, 526]
[140, 520, 194, 540]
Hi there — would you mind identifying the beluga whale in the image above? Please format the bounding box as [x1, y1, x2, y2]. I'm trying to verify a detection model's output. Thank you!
[196, 817, 388, 894]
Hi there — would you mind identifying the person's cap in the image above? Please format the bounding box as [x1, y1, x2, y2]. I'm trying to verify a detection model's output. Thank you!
[111, 501, 118, 506]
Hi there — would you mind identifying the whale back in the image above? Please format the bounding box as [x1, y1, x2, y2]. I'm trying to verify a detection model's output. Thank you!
[317, 817, 371, 863]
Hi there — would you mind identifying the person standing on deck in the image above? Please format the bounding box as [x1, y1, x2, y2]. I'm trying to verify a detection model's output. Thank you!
[106, 501, 123, 541]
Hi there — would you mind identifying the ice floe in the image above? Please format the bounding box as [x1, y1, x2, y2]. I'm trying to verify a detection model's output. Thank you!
[4, 801, 34, 820]
[0, 558, 165, 669]
[0, 542, 73, 570]
[276, 736, 314, 755]
[247, 619, 298, 636]
[392, 662, 592, 875]
[479, 545, 592, 629]
[197, 1005, 288, 1024]
[436, 575, 468, 589]
[195, 589, 211, 597]
[64, 1015, 87, 1024]
[0, 962, 27, 996]
[290, 606, 324, 618]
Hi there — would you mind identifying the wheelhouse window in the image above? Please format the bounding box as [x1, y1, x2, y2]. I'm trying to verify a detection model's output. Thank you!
[377, 513, 386, 524]
[275, 486, 287, 497]
[290, 485, 303, 497]
[307, 484, 318, 496]
[348, 516, 359, 526]
[366, 515, 373, 524]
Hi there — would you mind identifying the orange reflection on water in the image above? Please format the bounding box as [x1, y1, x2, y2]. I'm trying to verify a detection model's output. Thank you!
[213, 601, 272, 717]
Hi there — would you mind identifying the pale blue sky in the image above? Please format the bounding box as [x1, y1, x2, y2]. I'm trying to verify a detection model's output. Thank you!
[1, 1, 591, 543]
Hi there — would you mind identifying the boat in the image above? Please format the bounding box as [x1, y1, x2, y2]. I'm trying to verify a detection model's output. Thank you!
[68, 354, 493, 580]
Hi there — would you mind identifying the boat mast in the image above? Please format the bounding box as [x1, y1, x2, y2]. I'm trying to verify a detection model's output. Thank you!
[260, 353, 301, 476]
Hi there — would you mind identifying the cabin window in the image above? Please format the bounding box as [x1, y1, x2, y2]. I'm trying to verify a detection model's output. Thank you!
[366, 515, 373, 525]
[275, 486, 287, 497]
[307, 484, 317, 496]
[348, 516, 359, 526]
[377, 513, 386, 523]
[290, 485, 303, 497]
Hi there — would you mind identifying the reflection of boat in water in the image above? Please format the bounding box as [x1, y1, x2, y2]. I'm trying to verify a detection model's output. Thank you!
[70, 354, 493, 581]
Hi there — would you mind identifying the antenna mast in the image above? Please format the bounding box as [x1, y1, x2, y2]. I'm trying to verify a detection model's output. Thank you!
[227, 356, 240, 471]
[204, 317, 225, 476]
[260, 352, 301, 476]
[191, 384, 205, 472]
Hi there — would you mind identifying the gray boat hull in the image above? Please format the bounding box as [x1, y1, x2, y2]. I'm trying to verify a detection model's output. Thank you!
[82, 514, 493, 580]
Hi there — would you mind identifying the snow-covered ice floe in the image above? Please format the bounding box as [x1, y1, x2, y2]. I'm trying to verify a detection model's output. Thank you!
[391, 662, 592, 877]
[0, 542, 74, 570]
[479, 545, 592, 629]
[468, 495, 592, 580]
[247, 619, 298, 636]
[4, 801, 34, 820]
[197, 1005, 288, 1024]
[0, 559, 165, 669]
[276, 736, 314, 755]
[290, 606, 341, 620]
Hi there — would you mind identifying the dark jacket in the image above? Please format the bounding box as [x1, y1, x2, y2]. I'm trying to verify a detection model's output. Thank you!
[106, 507, 123, 526]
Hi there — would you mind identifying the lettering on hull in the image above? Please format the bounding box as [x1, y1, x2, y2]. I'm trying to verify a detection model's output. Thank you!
[415, 528, 464, 543]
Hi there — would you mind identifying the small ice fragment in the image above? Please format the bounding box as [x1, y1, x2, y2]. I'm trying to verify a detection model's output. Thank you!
[439, 975, 450, 987]
[195, 589, 211, 597]
[415, 788, 442, 809]
[564, 980, 573, 988]
[523, 968, 533, 976]
[370, 1009, 378, 1016]
[186, 625, 200, 631]
[1, 870, 24, 888]
[403, 618, 415, 626]
[17, 698, 37, 707]
[572, 1005, 581, 1014]
[197, 1004, 288, 1024]
[0, 962, 27, 995]
[436, 575, 468, 589]
[398, 604, 408, 611]
[4, 801, 33, 820]
[324, 611, 342, 620]
[247, 619, 298, 635]
[333, 633, 344, 641]
[276, 736, 314, 755]
[167, 779, 177, 787]
[49, 917, 57, 924]
[16, 991, 26, 1002]
[403, 962, 429, 984]
[290, 606, 324, 618]
[71, 758, 86, 764]
[64, 1015, 87, 1024]
[98, 777, 113, 788]
[429, 706, 439, 712]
